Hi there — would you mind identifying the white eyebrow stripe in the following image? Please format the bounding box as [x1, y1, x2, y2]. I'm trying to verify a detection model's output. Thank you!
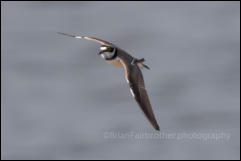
[100, 46, 107, 50]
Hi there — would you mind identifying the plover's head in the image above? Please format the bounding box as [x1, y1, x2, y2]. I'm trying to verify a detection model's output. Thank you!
[99, 45, 116, 60]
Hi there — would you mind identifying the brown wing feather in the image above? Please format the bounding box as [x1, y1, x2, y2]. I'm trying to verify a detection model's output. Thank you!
[57, 33, 114, 46]
[83, 37, 114, 46]
[120, 59, 160, 130]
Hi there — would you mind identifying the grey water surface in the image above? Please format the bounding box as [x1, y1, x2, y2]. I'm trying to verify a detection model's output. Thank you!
[1, 1, 240, 160]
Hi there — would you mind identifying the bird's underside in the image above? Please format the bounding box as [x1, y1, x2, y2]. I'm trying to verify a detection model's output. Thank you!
[58, 32, 160, 130]
[107, 59, 124, 68]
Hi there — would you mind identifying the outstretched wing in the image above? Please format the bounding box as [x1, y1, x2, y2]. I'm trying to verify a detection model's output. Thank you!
[57, 32, 114, 46]
[120, 60, 160, 130]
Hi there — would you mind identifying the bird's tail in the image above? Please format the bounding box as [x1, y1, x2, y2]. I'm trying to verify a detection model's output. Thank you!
[137, 58, 150, 70]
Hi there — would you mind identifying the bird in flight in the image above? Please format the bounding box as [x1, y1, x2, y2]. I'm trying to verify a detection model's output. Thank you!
[58, 32, 160, 131]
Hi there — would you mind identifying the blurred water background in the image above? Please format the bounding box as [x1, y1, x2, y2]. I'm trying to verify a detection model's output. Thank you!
[1, 1, 240, 160]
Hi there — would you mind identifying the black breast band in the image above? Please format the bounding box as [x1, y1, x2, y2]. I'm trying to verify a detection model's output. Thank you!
[105, 48, 117, 60]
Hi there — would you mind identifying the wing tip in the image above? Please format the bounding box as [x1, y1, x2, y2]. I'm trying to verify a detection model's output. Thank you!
[57, 32, 83, 39]
[154, 124, 160, 131]
[58, 33, 112, 46]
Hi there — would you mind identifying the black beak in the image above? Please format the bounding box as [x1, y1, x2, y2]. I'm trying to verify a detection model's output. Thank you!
[98, 50, 104, 55]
